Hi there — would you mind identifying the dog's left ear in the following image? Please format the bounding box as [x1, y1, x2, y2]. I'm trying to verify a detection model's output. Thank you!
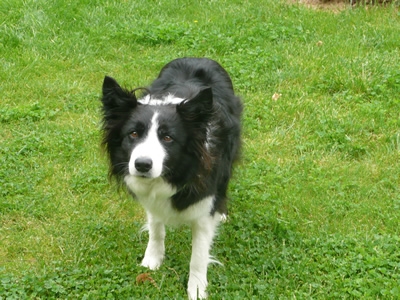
[177, 87, 213, 122]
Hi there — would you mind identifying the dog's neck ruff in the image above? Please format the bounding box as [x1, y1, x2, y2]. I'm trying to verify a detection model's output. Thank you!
[138, 94, 185, 106]
[125, 176, 177, 201]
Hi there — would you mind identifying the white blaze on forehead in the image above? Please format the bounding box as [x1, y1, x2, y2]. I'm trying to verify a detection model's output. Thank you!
[138, 94, 185, 106]
[128, 112, 166, 178]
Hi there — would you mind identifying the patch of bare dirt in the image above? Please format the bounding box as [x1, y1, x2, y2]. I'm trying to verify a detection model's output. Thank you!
[292, 0, 398, 12]
[292, 0, 352, 12]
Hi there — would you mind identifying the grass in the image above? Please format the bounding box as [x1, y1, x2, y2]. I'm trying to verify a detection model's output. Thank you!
[1, 0, 400, 298]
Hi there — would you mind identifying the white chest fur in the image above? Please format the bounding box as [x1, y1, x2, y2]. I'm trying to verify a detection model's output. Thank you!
[124, 175, 214, 226]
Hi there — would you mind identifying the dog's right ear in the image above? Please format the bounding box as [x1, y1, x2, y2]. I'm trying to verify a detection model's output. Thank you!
[101, 76, 137, 114]
[102, 76, 121, 94]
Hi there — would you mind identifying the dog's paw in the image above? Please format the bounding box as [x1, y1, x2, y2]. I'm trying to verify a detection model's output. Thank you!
[141, 254, 164, 270]
[141, 240, 164, 270]
[187, 274, 207, 300]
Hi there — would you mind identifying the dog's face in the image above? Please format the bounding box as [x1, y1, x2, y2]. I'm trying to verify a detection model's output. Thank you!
[121, 105, 188, 179]
[101, 76, 213, 183]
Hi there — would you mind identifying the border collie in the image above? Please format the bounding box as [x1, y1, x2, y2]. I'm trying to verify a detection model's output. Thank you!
[100, 57, 242, 299]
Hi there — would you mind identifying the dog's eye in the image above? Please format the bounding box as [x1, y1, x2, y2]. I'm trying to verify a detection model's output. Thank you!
[163, 135, 173, 142]
[130, 131, 139, 139]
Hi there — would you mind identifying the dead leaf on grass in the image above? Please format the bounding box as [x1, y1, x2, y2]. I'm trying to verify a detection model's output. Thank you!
[136, 273, 159, 289]
[272, 93, 282, 101]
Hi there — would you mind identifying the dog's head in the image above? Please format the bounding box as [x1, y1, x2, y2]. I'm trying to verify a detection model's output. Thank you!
[101, 76, 214, 184]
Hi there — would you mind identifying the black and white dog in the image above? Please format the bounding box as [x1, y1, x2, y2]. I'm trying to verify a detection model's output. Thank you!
[101, 58, 242, 299]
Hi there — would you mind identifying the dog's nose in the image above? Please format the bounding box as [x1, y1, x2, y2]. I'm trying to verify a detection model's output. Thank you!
[135, 157, 153, 173]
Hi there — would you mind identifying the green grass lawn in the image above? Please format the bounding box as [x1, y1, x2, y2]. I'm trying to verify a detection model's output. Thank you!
[1, 0, 400, 298]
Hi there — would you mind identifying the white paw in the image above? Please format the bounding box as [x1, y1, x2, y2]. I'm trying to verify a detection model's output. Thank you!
[141, 253, 164, 270]
[141, 240, 165, 270]
[187, 274, 207, 300]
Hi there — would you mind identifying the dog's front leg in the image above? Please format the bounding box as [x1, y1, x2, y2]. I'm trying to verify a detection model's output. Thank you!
[141, 213, 165, 270]
[187, 215, 220, 300]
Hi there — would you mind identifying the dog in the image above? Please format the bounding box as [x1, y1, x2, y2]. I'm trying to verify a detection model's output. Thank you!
[100, 57, 242, 299]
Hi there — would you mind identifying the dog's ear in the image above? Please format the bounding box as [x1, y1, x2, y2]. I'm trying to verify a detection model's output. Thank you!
[102, 76, 120, 93]
[176, 87, 213, 122]
[101, 76, 137, 113]
[177, 87, 214, 172]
